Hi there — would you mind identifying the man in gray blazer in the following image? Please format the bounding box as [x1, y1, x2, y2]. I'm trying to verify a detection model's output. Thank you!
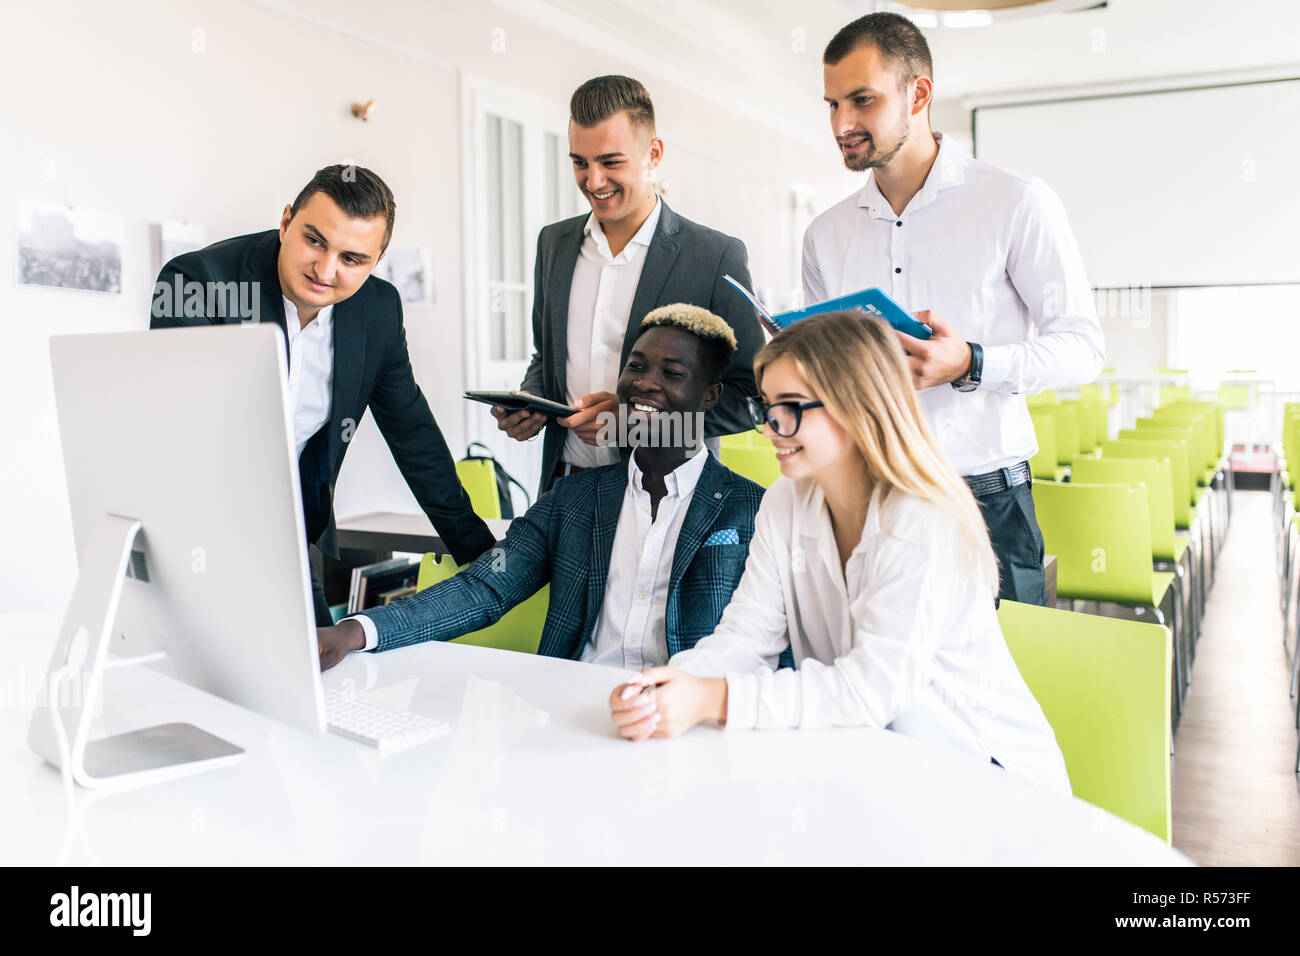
[491, 75, 764, 494]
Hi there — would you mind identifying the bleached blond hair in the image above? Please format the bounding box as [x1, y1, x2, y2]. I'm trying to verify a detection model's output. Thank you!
[641, 303, 737, 348]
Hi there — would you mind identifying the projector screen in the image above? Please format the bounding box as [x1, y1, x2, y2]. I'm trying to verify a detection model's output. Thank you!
[974, 80, 1300, 288]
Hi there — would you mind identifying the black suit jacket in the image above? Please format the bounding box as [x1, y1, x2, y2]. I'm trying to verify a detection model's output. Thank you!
[520, 201, 763, 494]
[149, 229, 495, 566]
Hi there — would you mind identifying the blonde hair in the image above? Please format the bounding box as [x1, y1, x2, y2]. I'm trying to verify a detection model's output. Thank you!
[641, 303, 738, 350]
[755, 311, 998, 588]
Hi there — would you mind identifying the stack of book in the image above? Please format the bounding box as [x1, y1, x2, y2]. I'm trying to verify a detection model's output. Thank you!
[346, 557, 422, 614]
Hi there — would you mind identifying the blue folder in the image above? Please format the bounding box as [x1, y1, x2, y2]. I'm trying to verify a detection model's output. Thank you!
[724, 276, 932, 340]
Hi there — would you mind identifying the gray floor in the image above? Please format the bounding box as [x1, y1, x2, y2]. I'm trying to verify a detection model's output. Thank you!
[1169, 489, 1300, 865]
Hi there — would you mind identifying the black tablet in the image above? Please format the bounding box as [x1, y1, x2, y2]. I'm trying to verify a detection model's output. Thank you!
[464, 390, 579, 417]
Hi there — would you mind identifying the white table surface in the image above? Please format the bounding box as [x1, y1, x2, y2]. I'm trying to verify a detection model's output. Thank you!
[0, 613, 1189, 866]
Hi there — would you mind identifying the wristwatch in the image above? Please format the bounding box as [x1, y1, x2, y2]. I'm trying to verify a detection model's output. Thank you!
[952, 342, 983, 392]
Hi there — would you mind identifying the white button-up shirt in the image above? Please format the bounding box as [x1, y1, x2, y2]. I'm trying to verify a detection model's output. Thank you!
[563, 198, 663, 469]
[581, 443, 709, 669]
[670, 476, 1072, 794]
[801, 131, 1104, 477]
[282, 296, 334, 459]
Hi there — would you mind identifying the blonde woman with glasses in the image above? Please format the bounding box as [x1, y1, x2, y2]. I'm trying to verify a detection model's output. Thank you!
[608, 310, 1070, 793]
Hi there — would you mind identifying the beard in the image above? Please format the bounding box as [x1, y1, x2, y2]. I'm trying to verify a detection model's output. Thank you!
[842, 106, 911, 172]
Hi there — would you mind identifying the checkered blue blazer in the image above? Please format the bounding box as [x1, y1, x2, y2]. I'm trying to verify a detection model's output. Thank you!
[361, 453, 768, 661]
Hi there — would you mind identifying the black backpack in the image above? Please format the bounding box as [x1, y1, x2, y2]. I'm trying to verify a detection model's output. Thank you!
[460, 442, 532, 519]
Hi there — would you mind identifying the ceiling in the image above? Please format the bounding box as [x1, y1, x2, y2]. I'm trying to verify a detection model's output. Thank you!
[509, 0, 1300, 136]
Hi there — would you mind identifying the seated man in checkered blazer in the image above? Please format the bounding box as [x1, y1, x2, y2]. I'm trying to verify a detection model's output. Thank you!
[317, 304, 777, 671]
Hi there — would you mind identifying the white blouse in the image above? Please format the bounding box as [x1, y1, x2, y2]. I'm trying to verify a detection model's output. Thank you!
[670, 477, 1072, 795]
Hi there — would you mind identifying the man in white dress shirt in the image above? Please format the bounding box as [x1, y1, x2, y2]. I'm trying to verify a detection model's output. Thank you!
[491, 75, 763, 495]
[803, 14, 1105, 603]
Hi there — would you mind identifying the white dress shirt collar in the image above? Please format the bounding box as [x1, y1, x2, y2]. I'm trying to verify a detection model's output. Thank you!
[282, 296, 335, 339]
[858, 131, 966, 220]
[628, 439, 709, 501]
[583, 196, 663, 263]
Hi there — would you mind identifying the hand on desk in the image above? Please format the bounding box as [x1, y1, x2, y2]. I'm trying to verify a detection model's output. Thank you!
[896, 310, 973, 390]
[558, 391, 619, 446]
[318, 620, 365, 671]
[491, 392, 546, 442]
[609, 666, 728, 741]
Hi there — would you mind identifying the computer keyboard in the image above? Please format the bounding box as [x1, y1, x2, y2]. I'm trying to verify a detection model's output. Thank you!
[322, 686, 451, 754]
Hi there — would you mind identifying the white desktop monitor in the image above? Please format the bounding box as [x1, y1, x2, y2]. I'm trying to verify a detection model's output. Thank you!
[31, 324, 326, 787]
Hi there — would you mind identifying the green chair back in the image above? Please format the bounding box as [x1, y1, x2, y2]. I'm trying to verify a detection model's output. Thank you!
[1151, 408, 1218, 470]
[455, 458, 503, 520]
[1028, 409, 1062, 481]
[1157, 383, 1191, 406]
[1061, 400, 1097, 454]
[1030, 480, 1160, 605]
[415, 553, 547, 654]
[1047, 403, 1080, 466]
[1124, 424, 1206, 493]
[1159, 401, 1225, 461]
[1101, 439, 1194, 530]
[1217, 384, 1250, 409]
[1071, 456, 1177, 564]
[1080, 383, 1110, 404]
[719, 438, 782, 487]
[997, 601, 1172, 842]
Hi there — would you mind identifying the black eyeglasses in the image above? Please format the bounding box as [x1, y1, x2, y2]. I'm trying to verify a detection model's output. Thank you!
[747, 397, 825, 437]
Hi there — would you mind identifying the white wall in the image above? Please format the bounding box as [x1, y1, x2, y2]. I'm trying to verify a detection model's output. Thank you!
[0, 0, 858, 613]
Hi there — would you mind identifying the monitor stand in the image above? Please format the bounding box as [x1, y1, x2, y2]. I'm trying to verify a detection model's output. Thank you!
[27, 514, 245, 789]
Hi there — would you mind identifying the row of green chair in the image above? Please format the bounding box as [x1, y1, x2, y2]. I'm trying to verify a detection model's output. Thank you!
[1032, 478, 1188, 732]
[1029, 403, 1232, 733]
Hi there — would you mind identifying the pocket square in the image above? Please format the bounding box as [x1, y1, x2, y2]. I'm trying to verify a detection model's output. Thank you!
[704, 528, 740, 546]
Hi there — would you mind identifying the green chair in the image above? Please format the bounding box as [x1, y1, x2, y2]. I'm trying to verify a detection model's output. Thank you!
[1080, 383, 1110, 404]
[1101, 438, 1206, 614]
[1158, 402, 1232, 535]
[1157, 383, 1191, 407]
[1031, 480, 1183, 722]
[1072, 455, 1197, 688]
[1161, 400, 1231, 514]
[1026, 389, 1058, 408]
[1128, 420, 1218, 579]
[719, 434, 782, 487]
[998, 601, 1172, 842]
[414, 553, 547, 655]
[1028, 410, 1069, 482]
[1062, 399, 1102, 454]
[1047, 403, 1081, 468]
[455, 458, 503, 520]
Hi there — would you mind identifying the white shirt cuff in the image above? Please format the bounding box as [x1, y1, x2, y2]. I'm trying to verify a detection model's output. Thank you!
[346, 614, 379, 652]
[723, 674, 759, 731]
[979, 343, 1014, 393]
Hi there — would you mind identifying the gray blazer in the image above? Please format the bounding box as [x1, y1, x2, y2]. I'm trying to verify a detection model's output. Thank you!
[520, 201, 763, 495]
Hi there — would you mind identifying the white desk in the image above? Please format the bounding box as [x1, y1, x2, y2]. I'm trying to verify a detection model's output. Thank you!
[0, 613, 1188, 866]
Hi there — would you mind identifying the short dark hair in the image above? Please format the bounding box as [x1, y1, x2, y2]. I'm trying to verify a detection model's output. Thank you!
[823, 12, 933, 90]
[570, 75, 656, 135]
[290, 164, 396, 251]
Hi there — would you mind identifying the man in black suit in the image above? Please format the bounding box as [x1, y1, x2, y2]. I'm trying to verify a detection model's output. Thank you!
[150, 164, 495, 625]
[491, 75, 764, 494]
